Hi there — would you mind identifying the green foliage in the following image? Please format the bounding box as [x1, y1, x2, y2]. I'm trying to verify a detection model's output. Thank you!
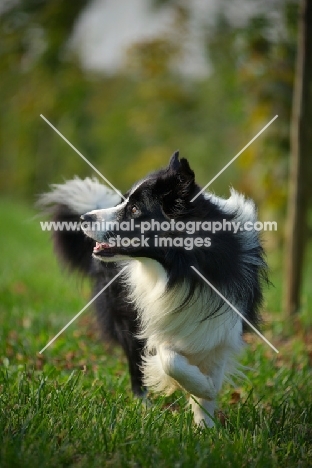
[208, 3, 298, 216]
[0, 0, 298, 232]
[0, 0, 91, 197]
[0, 0, 254, 201]
[0, 0, 298, 230]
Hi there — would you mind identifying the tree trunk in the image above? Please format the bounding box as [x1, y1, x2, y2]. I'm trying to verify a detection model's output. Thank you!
[284, 0, 312, 316]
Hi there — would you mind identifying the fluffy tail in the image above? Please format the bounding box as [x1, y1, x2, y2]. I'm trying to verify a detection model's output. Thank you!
[38, 177, 121, 273]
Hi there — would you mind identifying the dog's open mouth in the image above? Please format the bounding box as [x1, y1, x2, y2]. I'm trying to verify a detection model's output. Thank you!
[93, 241, 116, 257]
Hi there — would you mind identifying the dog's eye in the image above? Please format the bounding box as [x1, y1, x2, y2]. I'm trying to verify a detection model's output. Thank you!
[131, 205, 139, 215]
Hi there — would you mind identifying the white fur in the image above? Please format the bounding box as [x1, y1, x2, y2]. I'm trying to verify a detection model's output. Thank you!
[205, 188, 260, 252]
[88, 197, 129, 221]
[123, 258, 243, 427]
[82, 197, 129, 242]
[39, 177, 121, 214]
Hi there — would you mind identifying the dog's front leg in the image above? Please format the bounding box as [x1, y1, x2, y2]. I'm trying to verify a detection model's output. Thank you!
[189, 397, 216, 428]
[189, 354, 229, 428]
[158, 345, 217, 401]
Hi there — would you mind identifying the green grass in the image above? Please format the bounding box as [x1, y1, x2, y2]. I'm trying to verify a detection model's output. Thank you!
[0, 199, 311, 467]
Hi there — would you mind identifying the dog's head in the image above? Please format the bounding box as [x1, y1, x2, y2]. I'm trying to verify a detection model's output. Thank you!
[81, 151, 202, 262]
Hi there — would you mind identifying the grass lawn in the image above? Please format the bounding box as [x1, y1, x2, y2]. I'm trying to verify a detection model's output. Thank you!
[0, 198, 311, 467]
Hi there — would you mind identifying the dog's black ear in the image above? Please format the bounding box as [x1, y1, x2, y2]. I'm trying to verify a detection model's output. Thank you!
[178, 158, 195, 184]
[156, 152, 196, 217]
[168, 151, 195, 184]
[168, 150, 180, 172]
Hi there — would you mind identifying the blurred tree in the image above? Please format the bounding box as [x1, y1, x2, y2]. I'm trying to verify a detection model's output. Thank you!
[207, 1, 297, 227]
[284, 0, 312, 316]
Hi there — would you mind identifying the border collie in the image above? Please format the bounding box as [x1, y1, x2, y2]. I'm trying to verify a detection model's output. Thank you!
[40, 151, 267, 427]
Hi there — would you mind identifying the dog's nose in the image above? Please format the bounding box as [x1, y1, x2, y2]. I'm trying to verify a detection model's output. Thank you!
[80, 213, 96, 223]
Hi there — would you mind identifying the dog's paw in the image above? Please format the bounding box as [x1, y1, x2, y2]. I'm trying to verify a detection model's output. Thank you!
[189, 397, 216, 428]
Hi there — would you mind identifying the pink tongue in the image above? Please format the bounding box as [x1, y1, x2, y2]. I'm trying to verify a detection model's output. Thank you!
[93, 242, 110, 252]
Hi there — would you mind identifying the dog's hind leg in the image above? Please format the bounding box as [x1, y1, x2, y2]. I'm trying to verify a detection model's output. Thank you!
[93, 278, 146, 397]
[124, 338, 147, 397]
[112, 328, 146, 397]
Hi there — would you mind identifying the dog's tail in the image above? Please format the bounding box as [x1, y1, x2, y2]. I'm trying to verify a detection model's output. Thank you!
[38, 177, 121, 274]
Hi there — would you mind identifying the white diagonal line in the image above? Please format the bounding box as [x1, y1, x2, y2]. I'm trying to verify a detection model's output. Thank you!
[191, 115, 278, 202]
[191, 266, 279, 354]
[39, 265, 128, 354]
[40, 114, 126, 201]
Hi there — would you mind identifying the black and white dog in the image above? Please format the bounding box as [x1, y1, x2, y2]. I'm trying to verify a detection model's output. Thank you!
[40, 151, 267, 427]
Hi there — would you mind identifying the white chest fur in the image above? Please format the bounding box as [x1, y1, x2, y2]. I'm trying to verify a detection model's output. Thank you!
[125, 258, 242, 355]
